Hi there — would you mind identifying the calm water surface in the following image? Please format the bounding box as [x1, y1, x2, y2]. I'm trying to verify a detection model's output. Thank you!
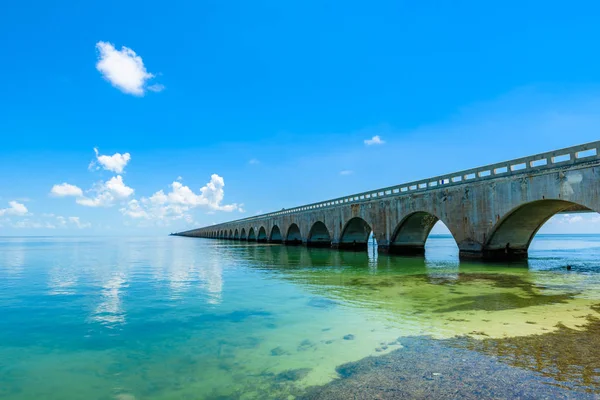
[1, 235, 600, 399]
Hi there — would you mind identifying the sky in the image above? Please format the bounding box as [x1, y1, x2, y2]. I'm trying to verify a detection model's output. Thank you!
[1, 0, 600, 236]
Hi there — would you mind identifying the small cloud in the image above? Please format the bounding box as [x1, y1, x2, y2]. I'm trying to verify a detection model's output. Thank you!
[50, 183, 83, 197]
[364, 135, 385, 146]
[340, 170, 353, 175]
[91, 148, 131, 173]
[0, 201, 28, 217]
[68, 216, 92, 229]
[95, 41, 161, 96]
[147, 83, 165, 92]
[176, 176, 183, 181]
[249, 158, 260, 165]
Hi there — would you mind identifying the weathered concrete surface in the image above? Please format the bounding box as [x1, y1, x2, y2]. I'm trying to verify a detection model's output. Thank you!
[176, 142, 600, 260]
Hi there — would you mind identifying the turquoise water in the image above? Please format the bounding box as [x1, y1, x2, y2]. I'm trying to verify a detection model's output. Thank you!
[1, 235, 600, 399]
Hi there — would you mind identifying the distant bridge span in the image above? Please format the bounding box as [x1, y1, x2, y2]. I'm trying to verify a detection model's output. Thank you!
[175, 141, 600, 260]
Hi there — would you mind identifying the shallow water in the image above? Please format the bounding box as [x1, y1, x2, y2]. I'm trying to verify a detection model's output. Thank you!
[1, 234, 600, 399]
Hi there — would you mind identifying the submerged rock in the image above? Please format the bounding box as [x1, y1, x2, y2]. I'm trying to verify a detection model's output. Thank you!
[343, 334, 355, 340]
[297, 339, 315, 352]
[299, 335, 597, 399]
[308, 297, 338, 309]
[270, 346, 288, 356]
[275, 368, 312, 382]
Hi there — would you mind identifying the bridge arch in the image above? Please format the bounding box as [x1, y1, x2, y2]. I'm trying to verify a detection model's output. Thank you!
[484, 199, 595, 259]
[229, 229, 233, 239]
[270, 225, 283, 243]
[389, 211, 457, 255]
[240, 228, 247, 240]
[234, 229, 239, 240]
[285, 223, 302, 245]
[257, 226, 267, 242]
[307, 221, 331, 247]
[248, 227, 256, 241]
[339, 217, 372, 251]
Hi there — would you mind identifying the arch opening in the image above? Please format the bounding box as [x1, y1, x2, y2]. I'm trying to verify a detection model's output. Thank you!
[285, 223, 302, 245]
[248, 227, 256, 241]
[389, 212, 444, 255]
[240, 228, 247, 240]
[270, 225, 283, 243]
[485, 199, 595, 260]
[229, 229, 233, 239]
[339, 217, 372, 251]
[233, 229, 239, 240]
[257, 227, 267, 242]
[307, 221, 331, 248]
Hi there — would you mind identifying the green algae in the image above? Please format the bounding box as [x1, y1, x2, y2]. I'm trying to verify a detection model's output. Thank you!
[435, 292, 574, 312]
[300, 336, 597, 400]
[449, 308, 600, 393]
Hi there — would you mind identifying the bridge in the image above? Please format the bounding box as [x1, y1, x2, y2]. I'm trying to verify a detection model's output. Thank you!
[175, 141, 600, 260]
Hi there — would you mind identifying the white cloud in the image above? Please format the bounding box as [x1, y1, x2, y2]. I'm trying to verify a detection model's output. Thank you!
[0, 201, 28, 217]
[120, 174, 241, 224]
[91, 148, 131, 173]
[7, 214, 91, 230]
[556, 214, 586, 224]
[50, 183, 84, 197]
[249, 158, 260, 165]
[147, 83, 165, 93]
[77, 175, 134, 207]
[95, 41, 160, 96]
[68, 217, 92, 229]
[340, 170, 353, 175]
[364, 135, 385, 145]
[120, 199, 149, 219]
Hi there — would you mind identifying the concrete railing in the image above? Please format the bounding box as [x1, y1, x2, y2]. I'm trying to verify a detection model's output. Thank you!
[200, 141, 600, 228]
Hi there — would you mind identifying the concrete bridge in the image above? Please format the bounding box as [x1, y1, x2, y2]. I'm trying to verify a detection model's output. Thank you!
[175, 141, 600, 260]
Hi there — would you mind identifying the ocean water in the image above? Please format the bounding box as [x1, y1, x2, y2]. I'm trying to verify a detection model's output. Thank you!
[1, 234, 600, 399]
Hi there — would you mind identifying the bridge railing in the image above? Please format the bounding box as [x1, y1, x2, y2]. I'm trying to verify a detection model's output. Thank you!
[194, 141, 600, 230]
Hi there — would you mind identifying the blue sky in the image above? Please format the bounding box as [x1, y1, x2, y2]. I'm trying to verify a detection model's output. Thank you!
[1, 0, 600, 235]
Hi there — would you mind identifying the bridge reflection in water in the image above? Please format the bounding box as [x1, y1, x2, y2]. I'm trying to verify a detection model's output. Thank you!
[177, 141, 600, 260]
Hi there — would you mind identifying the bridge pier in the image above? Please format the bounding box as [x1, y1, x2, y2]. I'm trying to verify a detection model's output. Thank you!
[306, 241, 331, 248]
[333, 242, 369, 251]
[379, 244, 426, 256]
